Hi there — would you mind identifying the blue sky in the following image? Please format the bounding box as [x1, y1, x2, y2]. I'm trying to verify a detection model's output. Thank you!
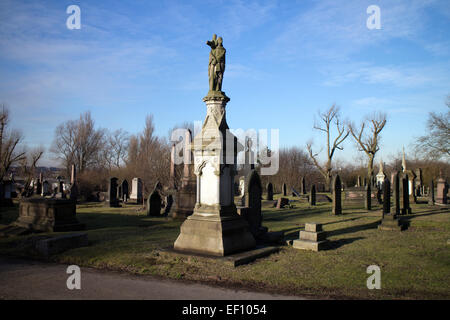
[1, 0, 449, 167]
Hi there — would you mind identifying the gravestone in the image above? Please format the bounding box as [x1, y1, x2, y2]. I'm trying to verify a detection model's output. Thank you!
[436, 176, 448, 205]
[164, 195, 174, 216]
[393, 171, 400, 215]
[365, 184, 371, 210]
[55, 178, 66, 199]
[41, 180, 50, 196]
[35, 233, 88, 257]
[428, 179, 435, 205]
[243, 170, 264, 238]
[344, 187, 366, 206]
[266, 182, 273, 201]
[401, 175, 411, 215]
[357, 176, 361, 187]
[282, 183, 287, 196]
[147, 182, 162, 216]
[35, 179, 42, 196]
[309, 184, 316, 206]
[382, 178, 391, 217]
[12, 198, 85, 233]
[275, 197, 289, 209]
[130, 178, 143, 204]
[301, 177, 307, 194]
[173, 129, 197, 219]
[415, 168, 423, 195]
[293, 223, 328, 251]
[0, 181, 13, 207]
[107, 177, 119, 207]
[376, 186, 382, 204]
[121, 179, 129, 202]
[376, 160, 386, 189]
[332, 175, 342, 215]
[69, 164, 78, 201]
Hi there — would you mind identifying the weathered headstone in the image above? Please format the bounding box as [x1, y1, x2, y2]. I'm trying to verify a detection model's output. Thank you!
[69, 165, 78, 201]
[309, 184, 316, 206]
[332, 175, 342, 215]
[147, 189, 162, 216]
[12, 198, 85, 232]
[301, 177, 306, 194]
[130, 178, 143, 203]
[121, 179, 129, 202]
[266, 182, 273, 201]
[393, 171, 400, 214]
[107, 177, 119, 207]
[275, 197, 289, 209]
[243, 170, 263, 237]
[41, 180, 50, 196]
[428, 179, 435, 205]
[382, 178, 391, 217]
[365, 184, 371, 210]
[436, 175, 448, 205]
[164, 194, 174, 216]
[401, 175, 411, 215]
[376, 160, 386, 189]
[35, 178, 42, 196]
[173, 129, 196, 219]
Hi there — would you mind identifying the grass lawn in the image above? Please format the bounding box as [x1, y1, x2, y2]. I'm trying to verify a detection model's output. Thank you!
[0, 195, 449, 299]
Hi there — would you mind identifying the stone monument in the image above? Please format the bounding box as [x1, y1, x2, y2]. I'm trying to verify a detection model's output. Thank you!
[130, 177, 143, 204]
[436, 173, 448, 205]
[173, 129, 197, 219]
[293, 223, 329, 251]
[332, 174, 342, 215]
[173, 35, 255, 256]
[309, 184, 316, 206]
[266, 182, 273, 201]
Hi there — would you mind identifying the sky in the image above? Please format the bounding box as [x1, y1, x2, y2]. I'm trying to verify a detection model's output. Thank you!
[0, 0, 449, 167]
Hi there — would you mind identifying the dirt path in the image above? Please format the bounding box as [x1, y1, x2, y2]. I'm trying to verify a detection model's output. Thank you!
[0, 256, 304, 300]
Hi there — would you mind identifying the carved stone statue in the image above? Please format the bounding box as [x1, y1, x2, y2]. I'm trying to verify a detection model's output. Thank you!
[206, 34, 226, 93]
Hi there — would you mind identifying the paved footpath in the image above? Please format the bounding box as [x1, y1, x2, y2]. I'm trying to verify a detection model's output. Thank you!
[0, 257, 304, 300]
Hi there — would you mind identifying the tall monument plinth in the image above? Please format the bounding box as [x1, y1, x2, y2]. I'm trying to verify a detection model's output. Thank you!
[174, 92, 256, 256]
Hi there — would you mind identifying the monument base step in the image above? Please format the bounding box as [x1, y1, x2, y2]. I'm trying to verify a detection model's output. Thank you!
[0, 225, 30, 237]
[292, 239, 329, 251]
[156, 246, 279, 267]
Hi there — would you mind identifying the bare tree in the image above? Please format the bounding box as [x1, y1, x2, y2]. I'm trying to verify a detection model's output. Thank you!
[51, 111, 105, 174]
[0, 104, 26, 182]
[19, 147, 44, 196]
[124, 115, 171, 196]
[348, 112, 387, 178]
[306, 104, 349, 189]
[414, 96, 450, 160]
[102, 129, 130, 170]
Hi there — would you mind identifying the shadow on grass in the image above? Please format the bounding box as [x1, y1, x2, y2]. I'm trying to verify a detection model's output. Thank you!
[326, 221, 380, 237]
[78, 212, 168, 230]
[327, 237, 365, 250]
[263, 207, 330, 222]
[404, 209, 449, 220]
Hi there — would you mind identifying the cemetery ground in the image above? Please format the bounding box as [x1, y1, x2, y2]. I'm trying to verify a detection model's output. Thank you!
[0, 195, 449, 300]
